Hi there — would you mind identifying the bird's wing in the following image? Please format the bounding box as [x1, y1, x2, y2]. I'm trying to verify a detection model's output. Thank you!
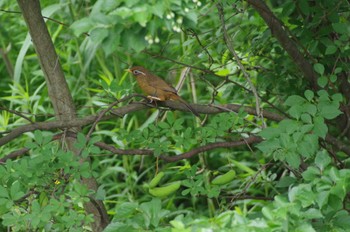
[148, 76, 178, 94]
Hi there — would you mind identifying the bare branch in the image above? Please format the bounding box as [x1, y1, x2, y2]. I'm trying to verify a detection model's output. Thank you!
[216, 3, 265, 128]
[0, 148, 29, 164]
[160, 136, 263, 162]
[0, 106, 34, 123]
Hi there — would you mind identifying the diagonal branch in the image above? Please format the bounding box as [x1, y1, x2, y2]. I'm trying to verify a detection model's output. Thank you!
[246, 0, 318, 90]
[216, 2, 265, 128]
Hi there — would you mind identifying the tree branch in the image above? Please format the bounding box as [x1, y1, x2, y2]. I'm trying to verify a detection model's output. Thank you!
[246, 0, 318, 90]
[0, 100, 284, 147]
[17, 1, 108, 230]
[160, 136, 263, 162]
[216, 2, 265, 128]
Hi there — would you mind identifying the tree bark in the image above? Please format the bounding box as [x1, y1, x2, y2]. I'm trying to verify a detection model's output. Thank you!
[16, 0, 109, 231]
[246, 0, 318, 90]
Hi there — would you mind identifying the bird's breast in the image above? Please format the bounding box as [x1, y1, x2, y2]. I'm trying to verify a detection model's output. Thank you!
[136, 77, 158, 95]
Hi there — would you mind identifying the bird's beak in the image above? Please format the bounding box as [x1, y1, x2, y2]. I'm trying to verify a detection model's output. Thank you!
[125, 69, 132, 73]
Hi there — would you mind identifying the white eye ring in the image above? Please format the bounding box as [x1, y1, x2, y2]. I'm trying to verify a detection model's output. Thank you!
[133, 70, 145, 75]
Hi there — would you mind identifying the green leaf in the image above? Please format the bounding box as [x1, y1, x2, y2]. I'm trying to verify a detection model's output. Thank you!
[115, 202, 139, 218]
[150, 2, 166, 18]
[89, 146, 100, 154]
[81, 149, 89, 158]
[329, 74, 337, 83]
[313, 116, 328, 139]
[302, 208, 323, 219]
[215, 69, 230, 77]
[298, 0, 309, 15]
[285, 95, 306, 106]
[34, 130, 43, 145]
[184, 12, 198, 24]
[96, 186, 106, 200]
[158, 122, 170, 129]
[300, 124, 313, 134]
[313, 63, 325, 75]
[299, 134, 318, 158]
[334, 67, 342, 74]
[317, 89, 329, 99]
[281, 119, 299, 134]
[333, 210, 350, 229]
[328, 194, 343, 211]
[259, 127, 280, 139]
[304, 103, 317, 116]
[167, 112, 175, 125]
[102, 27, 122, 55]
[256, 139, 281, 153]
[304, 90, 314, 101]
[123, 31, 147, 53]
[331, 93, 343, 103]
[285, 151, 301, 168]
[10, 181, 24, 201]
[0, 185, 9, 198]
[276, 176, 296, 188]
[90, 27, 109, 44]
[300, 113, 312, 124]
[288, 105, 303, 119]
[332, 23, 348, 34]
[315, 150, 331, 170]
[318, 105, 342, 120]
[317, 76, 328, 88]
[315, 191, 329, 208]
[25, 141, 39, 149]
[325, 45, 337, 55]
[302, 166, 320, 181]
[173, 118, 184, 130]
[89, 136, 100, 145]
[133, 6, 151, 27]
[289, 184, 314, 207]
[70, 18, 93, 36]
[75, 133, 87, 149]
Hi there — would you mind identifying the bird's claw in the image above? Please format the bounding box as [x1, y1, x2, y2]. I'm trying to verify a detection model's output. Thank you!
[147, 95, 161, 103]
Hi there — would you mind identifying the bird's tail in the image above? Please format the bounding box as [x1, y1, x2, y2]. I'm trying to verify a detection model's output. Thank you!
[177, 96, 200, 117]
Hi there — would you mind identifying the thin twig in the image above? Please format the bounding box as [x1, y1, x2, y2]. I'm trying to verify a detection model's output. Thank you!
[216, 2, 265, 128]
[0, 106, 34, 123]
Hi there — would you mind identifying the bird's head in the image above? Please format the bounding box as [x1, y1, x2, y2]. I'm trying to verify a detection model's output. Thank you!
[126, 66, 147, 77]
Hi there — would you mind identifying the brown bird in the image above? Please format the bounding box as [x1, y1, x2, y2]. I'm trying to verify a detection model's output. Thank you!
[127, 66, 200, 117]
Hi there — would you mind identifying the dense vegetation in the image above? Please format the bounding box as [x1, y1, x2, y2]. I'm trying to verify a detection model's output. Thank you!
[1, 0, 350, 231]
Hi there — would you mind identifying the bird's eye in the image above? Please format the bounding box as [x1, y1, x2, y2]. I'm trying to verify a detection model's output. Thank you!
[132, 70, 145, 76]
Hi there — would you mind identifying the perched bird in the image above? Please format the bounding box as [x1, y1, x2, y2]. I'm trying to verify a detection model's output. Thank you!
[127, 66, 200, 117]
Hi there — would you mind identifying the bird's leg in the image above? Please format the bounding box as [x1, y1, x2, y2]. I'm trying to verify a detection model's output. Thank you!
[147, 95, 161, 107]
[147, 95, 161, 102]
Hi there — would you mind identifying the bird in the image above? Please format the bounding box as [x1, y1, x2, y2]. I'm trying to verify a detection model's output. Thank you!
[127, 66, 200, 117]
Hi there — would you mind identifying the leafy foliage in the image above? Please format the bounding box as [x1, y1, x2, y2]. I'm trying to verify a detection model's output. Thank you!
[1, 0, 350, 231]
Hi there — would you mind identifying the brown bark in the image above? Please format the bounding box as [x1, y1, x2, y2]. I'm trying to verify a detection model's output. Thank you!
[16, 0, 109, 230]
[246, 0, 318, 90]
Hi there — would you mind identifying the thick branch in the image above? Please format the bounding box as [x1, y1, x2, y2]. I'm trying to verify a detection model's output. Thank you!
[17, 1, 108, 230]
[0, 101, 283, 147]
[17, 0, 76, 120]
